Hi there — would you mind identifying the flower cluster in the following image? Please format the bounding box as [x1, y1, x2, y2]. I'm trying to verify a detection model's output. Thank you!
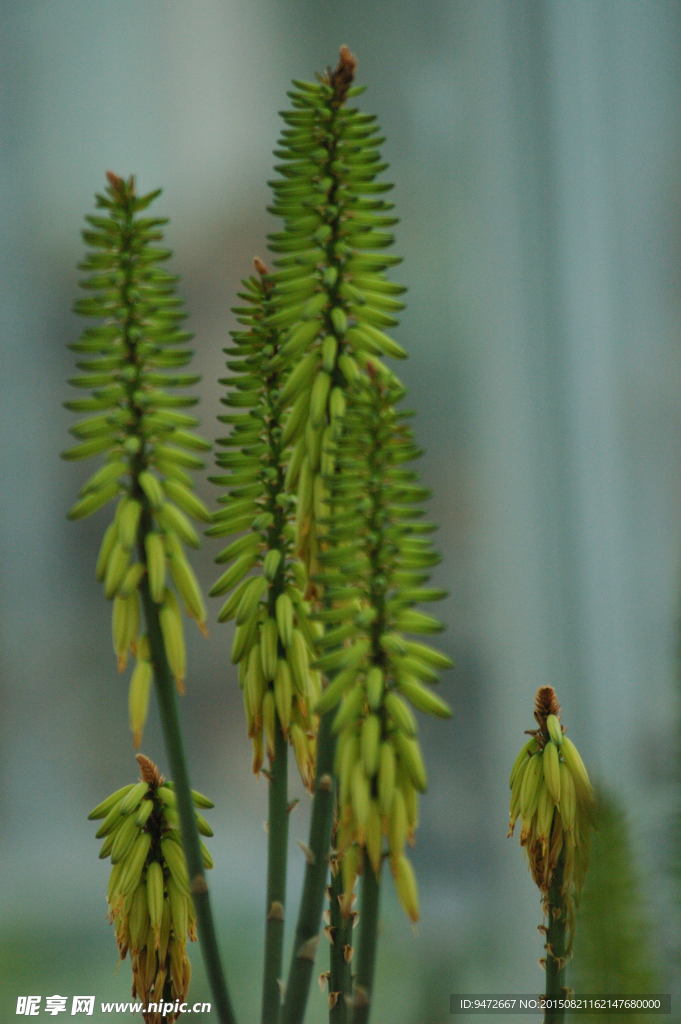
[210, 262, 319, 784]
[315, 374, 452, 920]
[89, 755, 214, 1023]
[63, 173, 210, 744]
[509, 686, 596, 952]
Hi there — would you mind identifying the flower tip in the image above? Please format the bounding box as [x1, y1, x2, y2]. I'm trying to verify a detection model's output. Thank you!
[338, 44, 357, 75]
[106, 170, 123, 189]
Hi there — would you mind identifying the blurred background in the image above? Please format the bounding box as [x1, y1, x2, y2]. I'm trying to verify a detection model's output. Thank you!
[3, 1, 681, 1021]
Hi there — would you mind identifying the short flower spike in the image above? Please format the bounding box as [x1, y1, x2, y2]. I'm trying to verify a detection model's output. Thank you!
[89, 755, 214, 1024]
[509, 686, 596, 958]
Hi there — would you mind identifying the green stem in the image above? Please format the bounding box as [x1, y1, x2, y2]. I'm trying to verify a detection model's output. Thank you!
[281, 713, 336, 1024]
[350, 854, 381, 1024]
[329, 853, 351, 1024]
[543, 852, 566, 1024]
[139, 578, 238, 1024]
[261, 724, 289, 1024]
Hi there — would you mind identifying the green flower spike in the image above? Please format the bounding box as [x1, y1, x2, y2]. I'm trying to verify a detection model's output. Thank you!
[509, 686, 596, 1003]
[315, 370, 453, 924]
[89, 754, 214, 1024]
[265, 44, 408, 581]
[63, 173, 211, 742]
[210, 258, 319, 787]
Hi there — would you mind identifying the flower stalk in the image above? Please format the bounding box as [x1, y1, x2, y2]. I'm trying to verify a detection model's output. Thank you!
[65, 173, 236, 1024]
[328, 843, 353, 1022]
[350, 854, 381, 1024]
[138, 577, 237, 1024]
[210, 259, 320, 1024]
[261, 723, 289, 1024]
[508, 686, 596, 1024]
[262, 48, 452, 1022]
[543, 851, 567, 1021]
[281, 714, 336, 1024]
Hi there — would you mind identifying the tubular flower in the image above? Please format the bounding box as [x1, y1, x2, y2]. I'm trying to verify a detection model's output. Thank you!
[88, 755, 214, 1024]
[265, 45, 408, 580]
[210, 260, 319, 785]
[63, 173, 210, 741]
[509, 686, 596, 953]
[315, 373, 452, 921]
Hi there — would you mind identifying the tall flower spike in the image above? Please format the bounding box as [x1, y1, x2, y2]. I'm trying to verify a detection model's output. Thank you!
[63, 174, 211, 741]
[508, 686, 596, 958]
[210, 259, 319, 785]
[266, 45, 408, 582]
[315, 372, 453, 922]
[88, 754, 215, 1024]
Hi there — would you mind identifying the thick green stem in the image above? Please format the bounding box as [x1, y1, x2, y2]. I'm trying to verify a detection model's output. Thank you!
[350, 855, 381, 1024]
[139, 579, 237, 1024]
[543, 853, 566, 1024]
[281, 713, 336, 1024]
[329, 849, 351, 1024]
[261, 724, 289, 1024]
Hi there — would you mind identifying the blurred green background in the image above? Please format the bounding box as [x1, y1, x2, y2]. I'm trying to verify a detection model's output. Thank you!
[3, 1, 681, 1021]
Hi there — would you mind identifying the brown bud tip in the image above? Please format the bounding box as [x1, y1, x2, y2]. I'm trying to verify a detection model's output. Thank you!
[534, 686, 560, 727]
[254, 256, 269, 277]
[330, 44, 357, 104]
[343, 943, 354, 964]
[106, 170, 124, 190]
[135, 753, 164, 787]
[339, 44, 357, 74]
